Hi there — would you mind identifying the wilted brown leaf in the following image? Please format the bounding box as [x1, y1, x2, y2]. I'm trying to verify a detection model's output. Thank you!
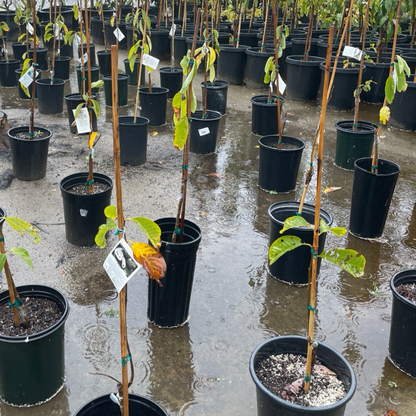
[131, 242, 166, 285]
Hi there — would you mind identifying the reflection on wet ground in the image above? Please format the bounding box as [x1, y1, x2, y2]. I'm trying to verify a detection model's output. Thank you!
[0, 53, 416, 416]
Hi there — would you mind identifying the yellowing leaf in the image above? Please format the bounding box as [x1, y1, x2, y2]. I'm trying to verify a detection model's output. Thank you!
[4, 217, 40, 243]
[323, 187, 342, 194]
[379, 106, 390, 125]
[131, 242, 166, 284]
[88, 132, 100, 149]
[151, 131, 158, 136]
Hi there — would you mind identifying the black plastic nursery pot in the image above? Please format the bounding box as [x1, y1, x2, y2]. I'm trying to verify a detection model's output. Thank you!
[60, 172, 113, 246]
[251, 94, 285, 136]
[78, 43, 96, 67]
[103, 74, 128, 107]
[189, 109, 222, 154]
[171, 35, 188, 65]
[268, 201, 332, 285]
[52, 56, 72, 81]
[76, 65, 100, 94]
[148, 218, 202, 328]
[239, 29, 260, 48]
[389, 269, 416, 379]
[97, 49, 112, 76]
[159, 66, 183, 98]
[35, 78, 65, 114]
[0, 60, 20, 87]
[285, 55, 326, 102]
[28, 47, 48, 71]
[217, 45, 249, 85]
[334, 120, 376, 171]
[123, 58, 146, 86]
[361, 61, 390, 104]
[201, 80, 229, 115]
[0, 285, 69, 407]
[291, 37, 320, 56]
[319, 62, 362, 111]
[11, 42, 29, 62]
[245, 47, 275, 88]
[349, 158, 400, 239]
[8, 126, 51, 181]
[149, 29, 170, 61]
[250, 336, 356, 416]
[139, 87, 169, 126]
[64, 93, 98, 134]
[73, 393, 168, 416]
[15, 68, 37, 100]
[118, 115, 149, 166]
[258, 135, 305, 193]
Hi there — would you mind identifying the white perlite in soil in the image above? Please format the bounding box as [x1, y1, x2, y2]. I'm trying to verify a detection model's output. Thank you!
[255, 353, 347, 407]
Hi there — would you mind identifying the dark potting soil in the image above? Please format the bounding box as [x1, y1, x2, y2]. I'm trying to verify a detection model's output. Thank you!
[13, 130, 50, 140]
[67, 182, 110, 195]
[266, 142, 299, 150]
[396, 283, 416, 304]
[0, 297, 63, 336]
[255, 353, 347, 407]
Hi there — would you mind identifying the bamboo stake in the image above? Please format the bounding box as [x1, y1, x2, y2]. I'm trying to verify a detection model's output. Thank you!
[371, 0, 402, 174]
[110, 45, 129, 416]
[202, 0, 209, 116]
[353, 0, 370, 130]
[133, 0, 149, 122]
[170, 0, 175, 67]
[50, 0, 57, 84]
[303, 25, 334, 393]
[260, 0, 270, 52]
[303, 3, 314, 61]
[29, 0, 37, 137]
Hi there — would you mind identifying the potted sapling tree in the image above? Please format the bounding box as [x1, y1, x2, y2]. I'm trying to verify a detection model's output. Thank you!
[0, 210, 69, 407]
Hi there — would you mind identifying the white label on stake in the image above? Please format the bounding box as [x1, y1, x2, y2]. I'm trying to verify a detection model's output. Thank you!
[142, 53, 160, 70]
[342, 45, 362, 61]
[277, 73, 286, 94]
[269, 81, 273, 92]
[72, 107, 91, 134]
[169, 24, 177, 36]
[199, 127, 210, 136]
[26, 22, 34, 35]
[113, 27, 125, 41]
[78, 52, 88, 64]
[104, 239, 142, 293]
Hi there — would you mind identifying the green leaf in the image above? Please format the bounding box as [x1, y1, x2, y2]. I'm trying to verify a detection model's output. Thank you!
[127, 217, 162, 248]
[398, 55, 411, 77]
[9, 247, 33, 270]
[91, 80, 103, 89]
[269, 235, 307, 265]
[74, 102, 84, 119]
[91, 99, 100, 119]
[396, 71, 408, 93]
[95, 217, 117, 248]
[4, 217, 40, 243]
[191, 88, 197, 113]
[320, 248, 366, 277]
[0, 253, 6, 274]
[280, 215, 312, 234]
[385, 75, 395, 104]
[319, 219, 347, 236]
[173, 116, 189, 150]
[104, 205, 117, 219]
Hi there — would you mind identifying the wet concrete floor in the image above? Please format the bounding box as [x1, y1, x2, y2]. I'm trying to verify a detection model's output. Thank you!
[0, 45, 416, 415]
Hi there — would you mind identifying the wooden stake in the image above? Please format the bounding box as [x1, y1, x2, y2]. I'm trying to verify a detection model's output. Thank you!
[111, 45, 129, 416]
[303, 25, 334, 393]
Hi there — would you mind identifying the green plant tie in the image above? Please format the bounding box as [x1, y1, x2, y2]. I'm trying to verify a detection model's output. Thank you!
[234, 38, 239, 41]
[295, 211, 302, 216]
[86, 180, 94, 186]
[311, 248, 318, 258]
[335, 37, 338, 42]
[307, 304, 316, 313]
[188, 59, 194, 65]
[352, 123, 358, 127]
[121, 354, 131, 367]
[27, 132, 34, 137]
[202, 114, 208, 119]
[378, 122, 382, 127]
[371, 165, 378, 169]
[390, 62, 394, 66]
[182, 164, 189, 169]
[114, 227, 125, 235]
[347, 28, 352, 32]
[88, 107, 94, 111]
[0, 236, 3, 242]
[260, 44, 265, 48]
[304, 374, 311, 382]
[82, 77, 87, 81]
[33, 63, 38, 66]
[50, 78, 54, 82]
[174, 228, 183, 235]
[308, 162, 313, 166]
[8, 299, 23, 307]
[31, 98, 36, 101]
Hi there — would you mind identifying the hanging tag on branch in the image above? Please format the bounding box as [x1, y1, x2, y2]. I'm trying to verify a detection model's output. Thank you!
[72, 108, 91, 134]
[104, 239, 142, 292]
[277, 73, 286, 94]
[169, 24, 177, 36]
[342, 46, 362, 61]
[26, 22, 34, 35]
[19, 66, 40, 88]
[113, 27, 125, 42]
[142, 53, 160, 70]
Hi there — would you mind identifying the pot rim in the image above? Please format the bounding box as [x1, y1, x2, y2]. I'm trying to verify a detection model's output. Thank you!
[7, 126, 52, 142]
[249, 335, 356, 411]
[259, 135, 305, 151]
[0, 284, 69, 342]
[335, 120, 377, 133]
[354, 157, 401, 176]
[390, 269, 416, 310]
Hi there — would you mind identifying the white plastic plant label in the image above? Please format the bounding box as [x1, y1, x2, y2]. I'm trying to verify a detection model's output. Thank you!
[79, 52, 88, 64]
[199, 127, 210, 136]
[113, 27, 125, 41]
[104, 238, 142, 293]
[142, 53, 160, 70]
[74, 34, 81, 50]
[26, 22, 34, 35]
[342, 45, 362, 61]
[277, 73, 286, 94]
[72, 107, 91, 134]
[169, 24, 177, 36]
[19, 66, 39, 89]
[54, 23, 60, 38]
